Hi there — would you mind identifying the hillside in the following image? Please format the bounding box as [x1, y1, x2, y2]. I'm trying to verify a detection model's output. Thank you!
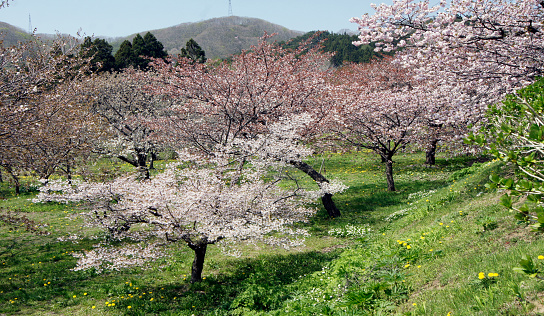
[280, 31, 393, 66]
[111, 16, 303, 59]
[2, 152, 544, 315]
[0, 21, 31, 46]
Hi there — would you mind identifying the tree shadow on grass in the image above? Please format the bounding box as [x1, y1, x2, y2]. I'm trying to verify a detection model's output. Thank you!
[0, 232, 341, 315]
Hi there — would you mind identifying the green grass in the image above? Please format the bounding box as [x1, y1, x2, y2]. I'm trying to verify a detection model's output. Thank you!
[1, 151, 543, 315]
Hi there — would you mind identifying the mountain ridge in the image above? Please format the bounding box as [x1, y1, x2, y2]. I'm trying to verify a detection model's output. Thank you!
[0, 16, 303, 59]
[110, 16, 303, 59]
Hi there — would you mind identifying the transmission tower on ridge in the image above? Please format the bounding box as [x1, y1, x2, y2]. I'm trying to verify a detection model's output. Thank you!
[28, 14, 32, 34]
[228, 0, 233, 16]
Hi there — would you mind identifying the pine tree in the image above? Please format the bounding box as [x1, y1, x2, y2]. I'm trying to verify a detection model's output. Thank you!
[179, 38, 207, 64]
[131, 34, 147, 69]
[114, 40, 134, 70]
[143, 32, 167, 59]
[80, 37, 115, 73]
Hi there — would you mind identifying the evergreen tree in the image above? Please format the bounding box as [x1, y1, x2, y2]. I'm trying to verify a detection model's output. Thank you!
[131, 34, 148, 69]
[179, 38, 206, 64]
[279, 31, 386, 67]
[143, 32, 168, 59]
[114, 40, 134, 70]
[80, 37, 115, 73]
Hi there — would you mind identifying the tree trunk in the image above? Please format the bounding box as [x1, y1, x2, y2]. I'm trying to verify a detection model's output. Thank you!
[4, 166, 20, 194]
[425, 139, 438, 165]
[149, 152, 157, 170]
[289, 160, 341, 218]
[385, 157, 396, 191]
[189, 243, 208, 283]
[117, 154, 150, 180]
[66, 163, 72, 184]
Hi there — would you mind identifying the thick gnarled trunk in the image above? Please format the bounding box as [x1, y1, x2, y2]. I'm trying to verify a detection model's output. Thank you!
[289, 160, 341, 218]
[189, 243, 208, 283]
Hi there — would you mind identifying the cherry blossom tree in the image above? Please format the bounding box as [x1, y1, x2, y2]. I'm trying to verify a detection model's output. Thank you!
[83, 70, 169, 179]
[146, 35, 346, 217]
[350, 0, 544, 154]
[0, 35, 96, 192]
[331, 58, 428, 191]
[352, 0, 543, 94]
[33, 116, 344, 283]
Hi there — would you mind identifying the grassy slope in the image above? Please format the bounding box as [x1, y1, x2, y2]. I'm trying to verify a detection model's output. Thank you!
[0, 151, 543, 315]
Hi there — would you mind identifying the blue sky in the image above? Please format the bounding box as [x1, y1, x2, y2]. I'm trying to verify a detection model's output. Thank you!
[0, 0, 384, 37]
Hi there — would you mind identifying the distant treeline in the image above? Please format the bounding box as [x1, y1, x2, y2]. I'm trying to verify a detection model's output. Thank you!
[280, 31, 393, 67]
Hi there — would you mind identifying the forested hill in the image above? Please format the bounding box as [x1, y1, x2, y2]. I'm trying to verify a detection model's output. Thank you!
[111, 16, 303, 60]
[0, 22, 31, 46]
[280, 31, 392, 66]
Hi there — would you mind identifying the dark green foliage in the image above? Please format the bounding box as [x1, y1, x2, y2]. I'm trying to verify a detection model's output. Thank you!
[80, 37, 115, 73]
[131, 34, 148, 69]
[114, 32, 168, 70]
[114, 40, 134, 70]
[179, 38, 207, 64]
[143, 32, 168, 59]
[280, 31, 390, 66]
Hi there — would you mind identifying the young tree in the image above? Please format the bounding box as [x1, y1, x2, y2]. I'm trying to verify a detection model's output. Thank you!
[147, 35, 345, 217]
[331, 59, 427, 191]
[467, 78, 544, 231]
[34, 126, 326, 282]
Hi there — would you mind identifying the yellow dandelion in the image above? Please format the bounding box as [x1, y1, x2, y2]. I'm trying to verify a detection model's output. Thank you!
[478, 272, 485, 280]
[128, 306, 132, 309]
[538, 255, 544, 260]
